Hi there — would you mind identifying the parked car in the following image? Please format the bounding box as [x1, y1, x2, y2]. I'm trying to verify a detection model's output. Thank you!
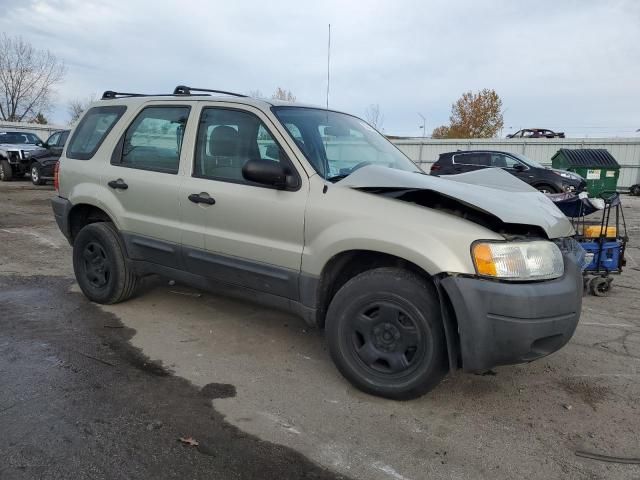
[430, 150, 586, 193]
[0, 131, 47, 181]
[51, 86, 584, 399]
[29, 130, 70, 185]
[507, 128, 565, 139]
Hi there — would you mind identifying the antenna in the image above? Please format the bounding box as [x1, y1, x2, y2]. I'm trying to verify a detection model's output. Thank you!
[326, 23, 331, 110]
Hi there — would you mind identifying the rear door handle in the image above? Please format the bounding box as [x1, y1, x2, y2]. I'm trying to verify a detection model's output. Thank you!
[108, 179, 128, 190]
[188, 192, 216, 205]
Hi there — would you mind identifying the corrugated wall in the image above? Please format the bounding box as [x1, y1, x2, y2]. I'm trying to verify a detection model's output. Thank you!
[391, 138, 640, 188]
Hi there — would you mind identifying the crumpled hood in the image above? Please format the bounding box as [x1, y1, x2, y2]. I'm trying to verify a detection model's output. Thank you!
[337, 166, 574, 239]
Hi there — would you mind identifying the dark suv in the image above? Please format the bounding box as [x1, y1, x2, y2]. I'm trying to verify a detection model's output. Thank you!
[29, 130, 70, 185]
[430, 150, 586, 194]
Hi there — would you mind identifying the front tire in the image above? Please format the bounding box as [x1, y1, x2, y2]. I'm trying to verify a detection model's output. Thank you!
[535, 183, 558, 194]
[31, 163, 45, 185]
[0, 159, 12, 181]
[73, 222, 138, 304]
[326, 267, 447, 400]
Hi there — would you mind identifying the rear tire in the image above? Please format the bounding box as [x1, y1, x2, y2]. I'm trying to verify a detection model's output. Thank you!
[326, 267, 447, 400]
[0, 159, 12, 181]
[73, 222, 138, 304]
[30, 163, 45, 185]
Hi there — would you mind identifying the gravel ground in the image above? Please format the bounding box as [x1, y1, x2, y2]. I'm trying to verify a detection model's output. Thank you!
[0, 179, 639, 480]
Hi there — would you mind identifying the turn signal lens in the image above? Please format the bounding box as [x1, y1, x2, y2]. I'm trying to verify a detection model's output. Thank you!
[472, 243, 497, 276]
[472, 241, 564, 281]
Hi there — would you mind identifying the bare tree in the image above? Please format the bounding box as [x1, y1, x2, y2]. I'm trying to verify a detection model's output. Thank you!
[67, 94, 96, 124]
[272, 87, 296, 102]
[364, 104, 384, 130]
[249, 89, 264, 99]
[33, 112, 48, 125]
[0, 34, 66, 122]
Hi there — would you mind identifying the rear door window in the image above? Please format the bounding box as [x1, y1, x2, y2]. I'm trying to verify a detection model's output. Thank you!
[116, 106, 190, 174]
[454, 153, 490, 166]
[67, 106, 126, 160]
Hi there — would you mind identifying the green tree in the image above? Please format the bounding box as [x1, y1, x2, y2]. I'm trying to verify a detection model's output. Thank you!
[432, 89, 503, 139]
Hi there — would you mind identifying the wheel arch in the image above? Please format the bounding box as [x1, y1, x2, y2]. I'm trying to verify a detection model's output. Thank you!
[309, 249, 460, 371]
[68, 203, 116, 244]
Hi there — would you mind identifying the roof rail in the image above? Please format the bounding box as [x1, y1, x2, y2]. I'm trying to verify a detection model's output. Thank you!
[101, 91, 146, 100]
[101, 90, 213, 100]
[173, 85, 248, 97]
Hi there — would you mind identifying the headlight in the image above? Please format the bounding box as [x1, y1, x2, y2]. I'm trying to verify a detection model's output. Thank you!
[472, 241, 564, 281]
[555, 170, 576, 180]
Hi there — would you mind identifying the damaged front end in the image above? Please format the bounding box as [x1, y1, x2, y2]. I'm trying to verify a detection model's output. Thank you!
[339, 165, 575, 240]
[338, 165, 583, 371]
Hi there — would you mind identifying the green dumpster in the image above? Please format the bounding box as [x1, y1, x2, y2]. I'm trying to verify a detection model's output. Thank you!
[551, 149, 620, 197]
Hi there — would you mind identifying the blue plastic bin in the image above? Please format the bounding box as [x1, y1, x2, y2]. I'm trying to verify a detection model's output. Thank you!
[581, 240, 622, 272]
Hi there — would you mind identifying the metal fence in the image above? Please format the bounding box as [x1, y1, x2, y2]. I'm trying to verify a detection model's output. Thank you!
[391, 138, 640, 189]
[2, 118, 639, 189]
[0, 120, 66, 141]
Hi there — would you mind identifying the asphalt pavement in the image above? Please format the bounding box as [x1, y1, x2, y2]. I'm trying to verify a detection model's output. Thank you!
[1, 180, 639, 480]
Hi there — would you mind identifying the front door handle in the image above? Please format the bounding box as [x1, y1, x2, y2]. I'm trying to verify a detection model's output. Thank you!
[108, 179, 128, 190]
[188, 192, 216, 205]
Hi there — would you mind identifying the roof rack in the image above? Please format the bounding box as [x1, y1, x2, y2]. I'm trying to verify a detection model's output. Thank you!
[173, 85, 247, 97]
[101, 91, 146, 100]
[101, 86, 248, 101]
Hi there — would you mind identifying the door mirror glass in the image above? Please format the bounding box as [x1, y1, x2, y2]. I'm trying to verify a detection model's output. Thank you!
[242, 159, 288, 188]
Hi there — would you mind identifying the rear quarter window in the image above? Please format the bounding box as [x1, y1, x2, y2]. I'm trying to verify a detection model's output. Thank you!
[67, 106, 126, 160]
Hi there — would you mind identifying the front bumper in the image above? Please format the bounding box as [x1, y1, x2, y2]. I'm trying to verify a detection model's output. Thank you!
[440, 255, 582, 371]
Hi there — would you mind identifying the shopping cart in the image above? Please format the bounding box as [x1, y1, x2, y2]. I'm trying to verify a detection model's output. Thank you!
[571, 192, 628, 296]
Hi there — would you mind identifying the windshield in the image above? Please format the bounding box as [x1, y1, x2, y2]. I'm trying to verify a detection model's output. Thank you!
[272, 107, 420, 181]
[0, 132, 42, 145]
[512, 152, 547, 169]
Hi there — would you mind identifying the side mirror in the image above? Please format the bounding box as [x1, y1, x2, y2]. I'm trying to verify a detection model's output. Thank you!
[513, 163, 525, 171]
[242, 159, 289, 189]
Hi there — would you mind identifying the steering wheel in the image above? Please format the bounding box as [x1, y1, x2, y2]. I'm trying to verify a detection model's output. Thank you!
[349, 161, 372, 173]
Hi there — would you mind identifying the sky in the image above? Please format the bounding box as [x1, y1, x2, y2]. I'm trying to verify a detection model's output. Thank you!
[1, 0, 639, 137]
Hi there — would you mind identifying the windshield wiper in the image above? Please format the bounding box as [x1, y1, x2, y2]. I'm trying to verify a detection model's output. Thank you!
[327, 174, 350, 183]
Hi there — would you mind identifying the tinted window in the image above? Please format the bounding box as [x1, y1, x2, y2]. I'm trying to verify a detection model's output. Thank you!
[59, 131, 70, 146]
[47, 132, 61, 146]
[67, 106, 126, 160]
[491, 153, 522, 168]
[118, 106, 190, 174]
[454, 153, 490, 166]
[0, 132, 41, 144]
[194, 108, 288, 184]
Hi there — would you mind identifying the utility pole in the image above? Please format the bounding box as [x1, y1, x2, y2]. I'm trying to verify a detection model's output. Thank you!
[326, 24, 331, 110]
[418, 113, 426, 137]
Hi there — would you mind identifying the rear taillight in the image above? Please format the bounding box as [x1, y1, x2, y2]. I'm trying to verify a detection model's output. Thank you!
[54, 161, 60, 192]
[430, 164, 441, 172]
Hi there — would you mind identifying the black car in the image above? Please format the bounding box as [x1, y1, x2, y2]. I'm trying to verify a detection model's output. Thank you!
[430, 150, 586, 194]
[29, 130, 70, 185]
